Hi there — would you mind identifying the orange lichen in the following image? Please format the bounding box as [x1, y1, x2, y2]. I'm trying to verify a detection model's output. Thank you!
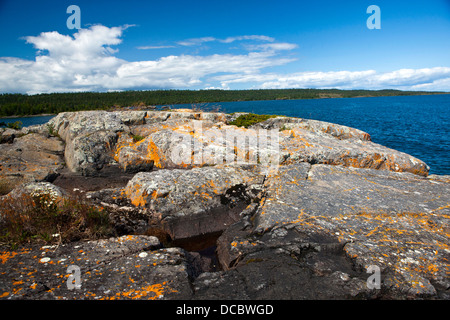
[0, 248, 31, 264]
[146, 138, 162, 168]
[102, 282, 177, 300]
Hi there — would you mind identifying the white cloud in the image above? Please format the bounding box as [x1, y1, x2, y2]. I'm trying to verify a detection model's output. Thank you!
[176, 35, 276, 46]
[177, 37, 217, 46]
[220, 35, 275, 43]
[0, 26, 295, 93]
[251, 68, 450, 90]
[245, 42, 299, 52]
[0, 25, 449, 94]
[137, 45, 176, 50]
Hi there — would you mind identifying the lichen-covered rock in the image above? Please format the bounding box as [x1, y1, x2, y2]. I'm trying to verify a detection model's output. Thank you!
[1, 110, 446, 300]
[65, 130, 119, 176]
[112, 113, 430, 176]
[279, 127, 429, 176]
[214, 163, 450, 299]
[5, 182, 67, 202]
[41, 109, 430, 177]
[48, 111, 127, 175]
[0, 235, 196, 300]
[250, 116, 372, 141]
[123, 165, 265, 240]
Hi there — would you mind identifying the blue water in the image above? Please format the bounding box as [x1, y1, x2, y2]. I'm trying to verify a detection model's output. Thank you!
[0, 115, 55, 128]
[1, 94, 449, 175]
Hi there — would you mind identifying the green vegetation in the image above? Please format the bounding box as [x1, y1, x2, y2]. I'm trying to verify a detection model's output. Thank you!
[0, 89, 447, 117]
[0, 193, 114, 249]
[132, 134, 145, 143]
[0, 120, 22, 130]
[229, 113, 284, 128]
[46, 123, 58, 137]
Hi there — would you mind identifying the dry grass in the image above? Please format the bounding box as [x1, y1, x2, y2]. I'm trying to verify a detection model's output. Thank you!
[0, 192, 114, 249]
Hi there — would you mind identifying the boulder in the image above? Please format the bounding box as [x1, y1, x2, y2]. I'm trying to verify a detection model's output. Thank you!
[48, 111, 127, 175]
[5, 182, 67, 202]
[0, 133, 65, 194]
[123, 165, 265, 240]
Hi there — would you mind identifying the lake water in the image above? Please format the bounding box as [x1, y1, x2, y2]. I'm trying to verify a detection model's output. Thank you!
[1, 94, 449, 175]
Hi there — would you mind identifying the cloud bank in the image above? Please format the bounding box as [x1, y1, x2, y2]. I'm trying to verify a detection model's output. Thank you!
[0, 25, 449, 94]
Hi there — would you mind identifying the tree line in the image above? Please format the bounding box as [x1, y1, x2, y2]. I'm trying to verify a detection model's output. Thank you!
[0, 89, 446, 117]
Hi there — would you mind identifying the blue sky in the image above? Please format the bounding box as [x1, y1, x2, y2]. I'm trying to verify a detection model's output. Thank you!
[0, 0, 449, 93]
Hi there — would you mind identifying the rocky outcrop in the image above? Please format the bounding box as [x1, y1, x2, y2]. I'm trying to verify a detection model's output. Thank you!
[45, 109, 429, 176]
[0, 235, 195, 300]
[214, 163, 450, 299]
[0, 133, 65, 194]
[1, 109, 449, 300]
[123, 165, 264, 240]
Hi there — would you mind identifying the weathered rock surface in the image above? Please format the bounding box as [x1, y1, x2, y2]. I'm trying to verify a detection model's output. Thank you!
[213, 164, 450, 299]
[123, 165, 264, 240]
[0, 133, 65, 193]
[48, 111, 126, 175]
[44, 109, 430, 176]
[0, 235, 196, 300]
[1, 109, 449, 300]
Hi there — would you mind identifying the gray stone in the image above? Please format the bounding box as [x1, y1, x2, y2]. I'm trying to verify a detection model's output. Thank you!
[123, 165, 265, 240]
[0, 235, 196, 300]
[0, 133, 65, 193]
[214, 163, 450, 299]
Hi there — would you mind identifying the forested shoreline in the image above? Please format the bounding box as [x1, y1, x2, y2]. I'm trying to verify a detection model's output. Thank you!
[0, 88, 447, 117]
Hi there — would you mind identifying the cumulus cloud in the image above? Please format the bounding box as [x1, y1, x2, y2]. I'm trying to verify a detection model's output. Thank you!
[253, 68, 450, 90]
[0, 24, 449, 94]
[0, 26, 297, 94]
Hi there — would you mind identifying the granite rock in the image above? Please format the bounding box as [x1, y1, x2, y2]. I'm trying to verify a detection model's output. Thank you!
[0, 133, 65, 193]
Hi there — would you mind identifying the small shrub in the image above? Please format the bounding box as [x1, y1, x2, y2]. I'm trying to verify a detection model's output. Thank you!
[6, 121, 22, 130]
[132, 134, 145, 143]
[0, 193, 114, 248]
[229, 113, 283, 128]
[46, 123, 59, 137]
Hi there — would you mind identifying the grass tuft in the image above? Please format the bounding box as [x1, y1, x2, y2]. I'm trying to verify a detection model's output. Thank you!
[0, 193, 114, 249]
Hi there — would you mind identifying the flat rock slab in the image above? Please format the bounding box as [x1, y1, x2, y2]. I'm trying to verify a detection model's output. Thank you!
[224, 163, 450, 298]
[195, 229, 376, 300]
[0, 235, 195, 300]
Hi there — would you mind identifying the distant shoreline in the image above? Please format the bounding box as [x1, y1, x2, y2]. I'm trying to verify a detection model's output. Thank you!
[1, 89, 449, 118]
[0, 113, 56, 119]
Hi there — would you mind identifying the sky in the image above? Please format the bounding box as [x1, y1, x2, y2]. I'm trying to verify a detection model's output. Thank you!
[0, 0, 449, 94]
